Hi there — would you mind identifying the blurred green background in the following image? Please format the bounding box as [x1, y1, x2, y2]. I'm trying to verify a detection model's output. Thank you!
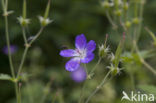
[0, 0, 156, 103]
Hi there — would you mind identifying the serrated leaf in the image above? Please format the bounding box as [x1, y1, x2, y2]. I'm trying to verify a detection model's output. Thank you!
[138, 85, 156, 95]
[0, 74, 12, 81]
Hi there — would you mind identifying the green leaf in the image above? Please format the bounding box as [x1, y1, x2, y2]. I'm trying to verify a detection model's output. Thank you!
[145, 27, 156, 46]
[114, 41, 123, 68]
[122, 50, 155, 64]
[0, 74, 12, 81]
[138, 85, 156, 95]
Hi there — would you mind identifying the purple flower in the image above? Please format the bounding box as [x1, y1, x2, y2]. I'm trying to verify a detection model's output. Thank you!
[2, 45, 18, 55]
[70, 66, 87, 82]
[60, 34, 96, 72]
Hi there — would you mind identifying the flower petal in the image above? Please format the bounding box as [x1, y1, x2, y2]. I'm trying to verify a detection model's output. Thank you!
[81, 52, 94, 63]
[70, 66, 87, 82]
[75, 34, 87, 50]
[86, 40, 96, 53]
[65, 58, 80, 71]
[60, 49, 78, 57]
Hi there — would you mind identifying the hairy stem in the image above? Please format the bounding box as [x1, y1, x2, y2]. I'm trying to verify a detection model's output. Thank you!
[78, 58, 102, 103]
[2, 0, 15, 78]
[17, 27, 44, 78]
[1, 0, 20, 103]
[78, 81, 87, 103]
[106, 10, 117, 29]
[29, 27, 44, 45]
[22, 27, 27, 44]
[85, 71, 111, 103]
[17, 46, 29, 78]
[89, 58, 102, 75]
[134, 41, 156, 76]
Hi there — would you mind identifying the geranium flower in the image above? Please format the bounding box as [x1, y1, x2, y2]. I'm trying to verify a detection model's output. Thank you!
[70, 66, 87, 82]
[60, 34, 96, 72]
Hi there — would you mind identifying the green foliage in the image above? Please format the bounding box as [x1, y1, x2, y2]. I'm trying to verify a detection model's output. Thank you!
[138, 85, 156, 96]
[1, 0, 156, 103]
[0, 74, 12, 81]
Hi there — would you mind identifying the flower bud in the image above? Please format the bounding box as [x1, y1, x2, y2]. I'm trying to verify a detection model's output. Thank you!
[125, 21, 131, 29]
[38, 16, 53, 27]
[108, 53, 115, 62]
[99, 45, 109, 58]
[123, 3, 129, 11]
[132, 17, 139, 24]
[114, 9, 122, 16]
[101, 1, 109, 8]
[107, 64, 120, 76]
[17, 16, 30, 27]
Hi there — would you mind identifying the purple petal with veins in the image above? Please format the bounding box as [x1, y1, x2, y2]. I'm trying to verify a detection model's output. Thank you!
[75, 34, 87, 50]
[81, 52, 94, 63]
[65, 58, 80, 72]
[60, 49, 78, 57]
[86, 40, 96, 53]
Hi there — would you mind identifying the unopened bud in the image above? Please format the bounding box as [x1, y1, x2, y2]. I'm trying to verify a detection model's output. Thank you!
[107, 64, 120, 76]
[123, 3, 129, 11]
[102, 1, 110, 8]
[38, 16, 53, 27]
[125, 21, 131, 29]
[17, 16, 30, 27]
[132, 18, 139, 24]
[3, 10, 14, 16]
[114, 9, 122, 16]
[99, 45, 109, 58]
[108, 53, 115, 62]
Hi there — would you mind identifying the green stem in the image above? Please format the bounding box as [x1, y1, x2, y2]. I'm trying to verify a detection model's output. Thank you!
[89, 58, 102, 75]
[3, 3, 15, 78]
[15, 82, 20, 103]
[29, 27, 44, 45]
[136, 1, 144, 43]
[134, 0, 138, 17]
[85, 71, 111, 103]
[78, 81, 87, 103]
[134, 41, 156, 76]
[17, 47, 29, 78]
[78, 58, 102, 103]
[22, 27, 27, 44]
[106, 10, 117, 29]
[2, 1, 20, 103]
[17, 27, 44, 78]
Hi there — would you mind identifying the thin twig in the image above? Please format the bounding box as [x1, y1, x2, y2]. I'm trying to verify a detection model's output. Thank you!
[89, 57, 102, 75]
[22, 27, 27, 44]
[85, 71, 111, 103]
[134, 41, 156, 76]
[106, 10, 117, 29]
[17, 27, 44, 78]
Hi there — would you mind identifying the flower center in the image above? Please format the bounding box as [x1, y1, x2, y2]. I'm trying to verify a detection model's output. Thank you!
[76, 49, 86, 59]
